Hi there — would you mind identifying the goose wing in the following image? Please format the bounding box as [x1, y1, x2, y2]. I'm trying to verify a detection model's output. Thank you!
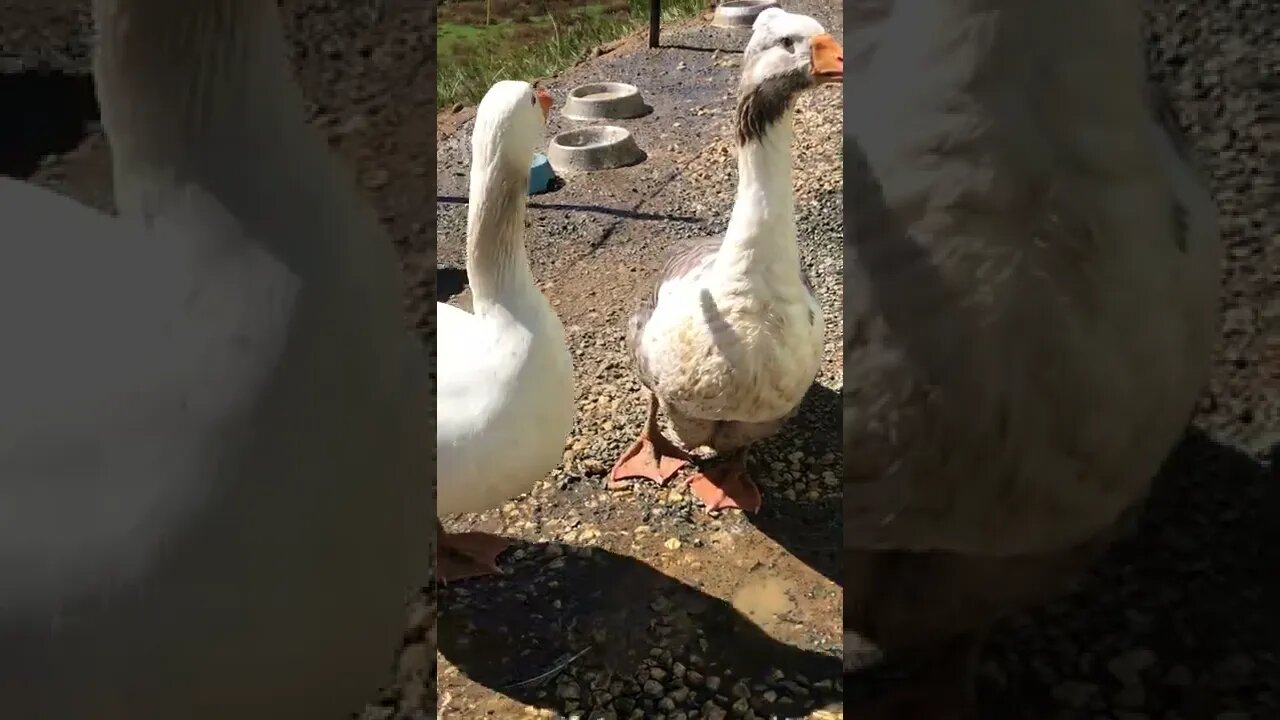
[627, 235, 722, 392]
[628, 233, 818, 392]
[0, 179, 298, 617]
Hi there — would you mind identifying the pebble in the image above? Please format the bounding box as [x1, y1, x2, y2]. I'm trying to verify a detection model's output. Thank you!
[362, 167, 389, 189]
[395, 642, 429, 680]
[1108, 648, 1158, 681]
[1053, 681, 1100, 709]
[1164, 665, 1194, 687]
[1115, 682, 1146, 708]
[1216, 654, 1257, 687]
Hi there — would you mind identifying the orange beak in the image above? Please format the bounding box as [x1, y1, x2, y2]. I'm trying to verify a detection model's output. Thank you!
[809, 33, 843, 84]
[535, 87, 553, 122]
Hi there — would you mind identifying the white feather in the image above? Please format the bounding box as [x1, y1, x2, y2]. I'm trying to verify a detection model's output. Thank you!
[437, 81, 575, 519]
[0, 1, 431, 715]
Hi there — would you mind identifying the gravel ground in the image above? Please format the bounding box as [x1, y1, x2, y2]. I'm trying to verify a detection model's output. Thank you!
[435, 2, 846, 719]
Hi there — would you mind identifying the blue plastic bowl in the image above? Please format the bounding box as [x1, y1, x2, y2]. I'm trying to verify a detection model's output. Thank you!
[528, 153, 556, 195]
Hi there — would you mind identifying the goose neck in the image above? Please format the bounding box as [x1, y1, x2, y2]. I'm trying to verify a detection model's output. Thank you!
[465, 159, 538, 314]
[716, 110, 800, 280]
[875, 0, 1148, 121]
[92, 0, 296, 174]
[90, 0, 395, 288]
[854, 0, 1156, 197]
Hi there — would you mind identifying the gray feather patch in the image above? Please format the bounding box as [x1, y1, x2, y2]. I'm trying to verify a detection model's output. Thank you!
[629, 236, 722, 391]
[736, 69, 812, 146]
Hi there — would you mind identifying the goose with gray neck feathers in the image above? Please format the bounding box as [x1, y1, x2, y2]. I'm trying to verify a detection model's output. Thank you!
[0, 1, 431, 716]
[607, 8, 843, 513]
[843, 0, 1219, 716]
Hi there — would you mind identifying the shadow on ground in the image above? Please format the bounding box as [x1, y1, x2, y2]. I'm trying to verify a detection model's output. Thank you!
[841, 428, 1278, 717]
[0, 69, 98, 178]
[437, 265, 468, 302]
[439, 543, 842, 717]
[747, 382, 843, 588]
[659, 43, 745, 55]
[981, 428, 1278, 717]
[437, 193, 704, 225]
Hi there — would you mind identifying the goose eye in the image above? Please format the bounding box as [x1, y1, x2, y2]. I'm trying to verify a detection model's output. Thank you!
[530, 94, 537, 106]
[781, 36, 794, 51]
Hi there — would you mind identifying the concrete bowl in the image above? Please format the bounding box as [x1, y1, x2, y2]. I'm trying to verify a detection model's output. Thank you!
[547, 126, 645, 173]
[561, 81, 651, 121]
[711, 0, 780, 28]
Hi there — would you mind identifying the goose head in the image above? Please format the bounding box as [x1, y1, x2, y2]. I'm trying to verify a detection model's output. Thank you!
[471, 80, 554, 172]
[737, 9, 843, 142]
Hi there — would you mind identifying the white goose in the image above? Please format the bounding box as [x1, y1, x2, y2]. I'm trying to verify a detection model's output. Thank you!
[608, 9, 843, 513]
[436, 81, 574, 582]
[843, 0, 1220, 716]
[0, 1, 431, 716]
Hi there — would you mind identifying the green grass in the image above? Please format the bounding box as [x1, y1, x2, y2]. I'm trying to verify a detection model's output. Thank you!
[438, 0, 710, 108]
[438, 18, 516, 61]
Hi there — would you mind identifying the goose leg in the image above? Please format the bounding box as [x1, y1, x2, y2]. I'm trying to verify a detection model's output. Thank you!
[686, 448, 762, 513]
[607, 392, 691, 486]
[436, 519, 512, 583]
[847, 632, 983, 720]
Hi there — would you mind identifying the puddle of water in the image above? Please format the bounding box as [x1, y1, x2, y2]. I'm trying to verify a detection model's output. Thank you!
[730, 575, 795, 631]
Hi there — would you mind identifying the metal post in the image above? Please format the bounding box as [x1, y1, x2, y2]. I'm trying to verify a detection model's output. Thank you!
[649, 0, 660, 47]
